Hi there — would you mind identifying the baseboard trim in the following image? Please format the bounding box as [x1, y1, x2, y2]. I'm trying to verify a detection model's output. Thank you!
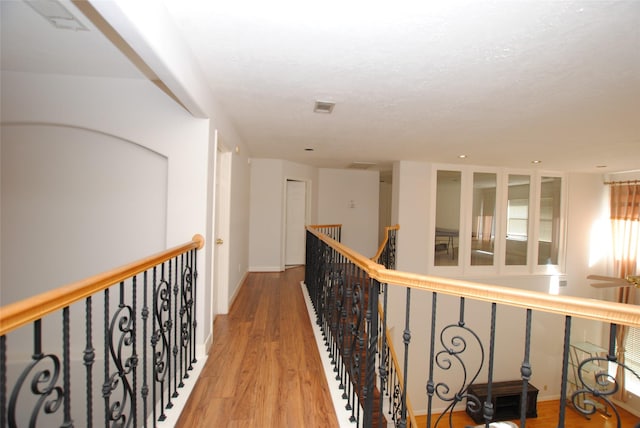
[248, 266, 282, 272]
[228, 271, 248, 311]
[300, 281, 363, 428]
[148, 350, 208, 427]
[199, 331, 213, 356]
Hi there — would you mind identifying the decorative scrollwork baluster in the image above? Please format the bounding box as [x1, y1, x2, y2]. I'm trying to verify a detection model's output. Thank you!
[172, 258, 179, 399]
[104, 282, 136, 428]
[142, 271, 149, 428]
[571, 356, 640, 426]
[9, 319, 66, 428]
[433, 297, 485, 427]
[182, 253, 195, 381]
[152, 264, 171, 421]
[191, 248, 199, 368]
[84, 297, 95, 428]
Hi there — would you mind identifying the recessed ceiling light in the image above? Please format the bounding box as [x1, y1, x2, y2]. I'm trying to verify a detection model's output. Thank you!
[25, 0, 88, 31]
[458, 154, 467, 159]
[531, 160, 542, 164]
[313, 101, 335, 114]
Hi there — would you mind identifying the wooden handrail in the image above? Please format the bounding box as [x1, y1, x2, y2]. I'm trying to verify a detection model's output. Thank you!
[307, 226, 640, 328]
[309, 224, 343, 229]
[372, 224, 400, 262]
[0, 234, 205, 336]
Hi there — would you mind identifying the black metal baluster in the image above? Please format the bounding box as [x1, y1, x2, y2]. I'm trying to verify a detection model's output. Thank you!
[352, 267, 363, 425]
[84, 297, 95, 428]
[142, 271, 149, 428]
[520, 309, 532, 427]
[103, 289, 110, 428]
[167, 260, 174, 410]
[378, 283, 389, 428]
[132, 276, 138, 428]
[154, 263, 170, 421]
[558, 316, 572, 428]
[171, 257, 179, 400]
[151, 267, 159, 423]
[0, 334, 6, 428]
[426, 292, 437, 427]
[62, 307, 73, 427]
[482, 303, 497, 425]
[363, 277, 379, 427]
[192, 247, 198, 367]
[9, 319, 65, 427]
[344, 261, 354, 420]
[179, 254, 185, 389]
[105, 281, 135, 427]
[399, 287, 411, 428]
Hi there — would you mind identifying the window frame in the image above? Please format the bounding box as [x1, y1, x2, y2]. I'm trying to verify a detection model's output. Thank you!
[429, 164, 566, 276]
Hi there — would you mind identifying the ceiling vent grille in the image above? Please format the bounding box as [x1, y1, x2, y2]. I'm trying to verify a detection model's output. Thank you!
[25, 0, 88, 31]
[313, 101, 335, 114]
[348, 162, 376, 170]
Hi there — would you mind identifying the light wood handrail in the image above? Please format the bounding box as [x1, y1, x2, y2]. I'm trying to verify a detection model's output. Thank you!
[309, 224, 343, 229]
[307, 226, 640, 328]
[372, 224, 400, 262]
[0, 234, 205, 336]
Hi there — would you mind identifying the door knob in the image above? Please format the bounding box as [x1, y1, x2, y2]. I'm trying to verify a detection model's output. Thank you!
[216, 238, 224, 245]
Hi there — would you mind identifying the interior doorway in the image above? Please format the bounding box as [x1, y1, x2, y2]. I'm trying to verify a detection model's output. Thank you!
[214, 139, 231, 314]
[285, 179, 307, 267]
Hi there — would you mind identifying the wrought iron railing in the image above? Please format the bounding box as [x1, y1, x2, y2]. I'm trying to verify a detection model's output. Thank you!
[305, 226, 640, 428]
[0, 235, 204, 428]
[309, 224, 342, 242]
[372, 224, 399, 270]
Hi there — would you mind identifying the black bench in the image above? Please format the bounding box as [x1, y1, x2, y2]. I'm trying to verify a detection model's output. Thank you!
[466, 380, 538, 424]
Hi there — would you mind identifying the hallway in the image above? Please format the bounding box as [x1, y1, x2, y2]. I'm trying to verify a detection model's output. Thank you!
[176, 266, 339, 427]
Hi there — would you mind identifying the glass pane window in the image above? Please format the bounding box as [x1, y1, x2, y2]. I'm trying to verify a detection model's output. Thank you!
[471, 172, 496, 266]
[538, 177, 562, 265]
[506, 175, 530, 266]
[434, 170, 461, 266]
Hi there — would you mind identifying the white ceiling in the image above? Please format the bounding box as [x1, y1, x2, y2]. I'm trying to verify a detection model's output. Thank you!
[2, 0, 639, 173]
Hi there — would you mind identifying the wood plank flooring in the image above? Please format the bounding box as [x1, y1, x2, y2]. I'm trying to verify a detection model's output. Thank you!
[176, 266, 339, 427]
[417, 399, 639, 427]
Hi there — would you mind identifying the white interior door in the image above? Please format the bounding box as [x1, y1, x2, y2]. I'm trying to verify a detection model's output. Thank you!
[285, 179, 306, 266]
[214, 144, 231, 313]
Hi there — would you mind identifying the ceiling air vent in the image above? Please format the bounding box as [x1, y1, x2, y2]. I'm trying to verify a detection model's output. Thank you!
[348, 162, 376, 170]
[313, 101, 335, 114]
[25, 0, 88, 31]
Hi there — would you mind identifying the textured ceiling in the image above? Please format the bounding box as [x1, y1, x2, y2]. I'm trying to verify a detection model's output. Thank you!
[162, 0, 640, 173]
[2, 0, 639, 173]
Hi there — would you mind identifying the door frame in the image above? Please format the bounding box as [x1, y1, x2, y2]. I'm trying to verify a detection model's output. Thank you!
[281, 177, 311, 271]
[213, 137, 232, 314]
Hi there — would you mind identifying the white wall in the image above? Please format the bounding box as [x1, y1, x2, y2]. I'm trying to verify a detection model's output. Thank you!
[318, 168, 380, 257]
[227, 148, 251, 306]
[389, 161, 614, 414]
[1, 71, 211, 346]
[90, 0, 253, 330]
[248, 159, 317, 271]
[1, 124, 167, 304]
[249, 159, 284, 271]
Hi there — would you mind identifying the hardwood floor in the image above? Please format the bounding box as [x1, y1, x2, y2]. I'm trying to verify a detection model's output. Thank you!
[176, 267, 339, 427]
[416, 399, 639, 427]
[177, 267, 638, 427]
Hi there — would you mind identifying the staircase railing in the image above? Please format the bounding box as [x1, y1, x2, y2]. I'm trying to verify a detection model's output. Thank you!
[305, 225, 640, 428]
[371, 225, 419, 427]
[0, 234, 204, 428]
